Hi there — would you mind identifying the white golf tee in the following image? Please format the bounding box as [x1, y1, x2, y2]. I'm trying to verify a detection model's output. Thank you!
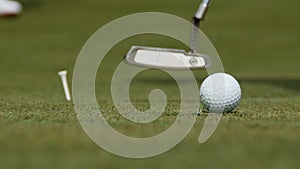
[58, 70, 71, 101]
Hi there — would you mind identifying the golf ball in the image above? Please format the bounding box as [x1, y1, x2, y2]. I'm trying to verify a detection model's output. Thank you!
[200, 73, 241, 113]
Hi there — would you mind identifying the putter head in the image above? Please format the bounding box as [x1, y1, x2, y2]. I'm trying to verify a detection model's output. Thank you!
[125, 46, 210, 70]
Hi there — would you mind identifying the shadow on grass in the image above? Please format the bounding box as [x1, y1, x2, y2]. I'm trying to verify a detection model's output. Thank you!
[239, 78, 300, 93]
[133, 73, 300, 95]
[19, 0, 44, 9]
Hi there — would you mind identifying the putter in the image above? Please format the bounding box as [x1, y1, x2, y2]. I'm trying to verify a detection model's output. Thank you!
[125, 0, 211, 69]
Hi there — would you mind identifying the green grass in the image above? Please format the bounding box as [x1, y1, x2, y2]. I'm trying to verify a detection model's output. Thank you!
[0, 0, 300, 168]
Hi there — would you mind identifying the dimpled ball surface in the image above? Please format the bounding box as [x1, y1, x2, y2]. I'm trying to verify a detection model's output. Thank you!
[200, 73, 242, 113]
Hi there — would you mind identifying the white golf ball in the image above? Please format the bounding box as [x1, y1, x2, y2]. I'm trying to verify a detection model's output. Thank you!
[200, 73, 241, 113]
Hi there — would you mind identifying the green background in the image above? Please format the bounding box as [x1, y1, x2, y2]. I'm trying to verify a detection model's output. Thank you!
[0, 0, 300, 168]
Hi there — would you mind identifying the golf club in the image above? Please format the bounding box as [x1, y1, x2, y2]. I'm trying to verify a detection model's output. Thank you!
[125, 0, 211, 70]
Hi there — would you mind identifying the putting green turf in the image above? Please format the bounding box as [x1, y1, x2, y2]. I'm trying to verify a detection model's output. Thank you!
[0, 0, 300, 168]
